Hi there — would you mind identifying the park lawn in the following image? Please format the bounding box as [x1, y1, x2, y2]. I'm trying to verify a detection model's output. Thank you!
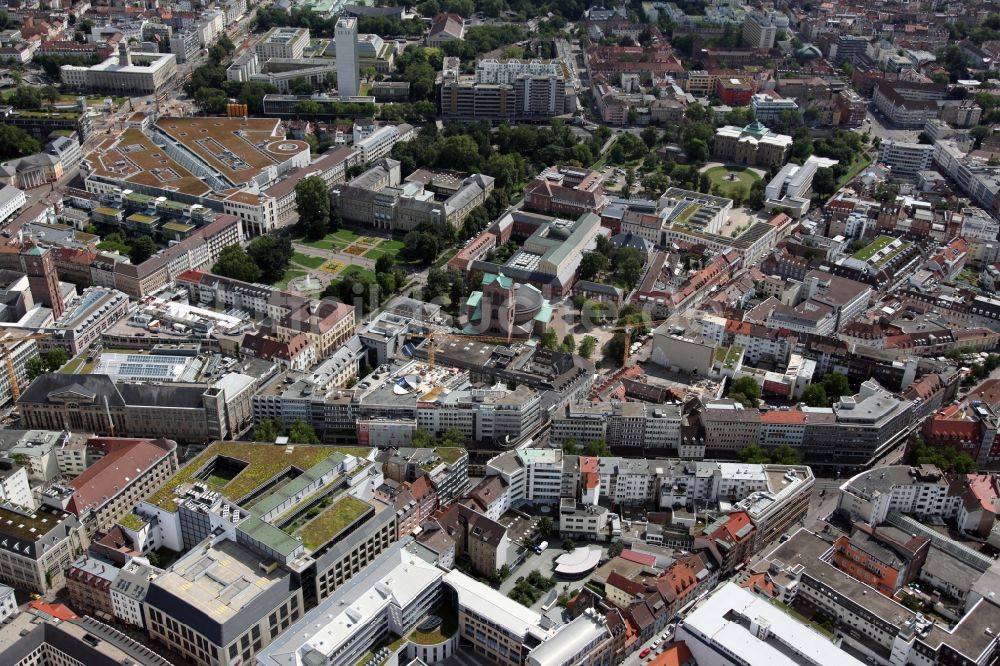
[332, 229, 361, 243]
[704, 166, 760, 198]
[364, 247, 386, 260]
[273, 268, 306, 291]
[339, 265, 375, 281]
[296, 237, 335, 250]
[836, 153, 872, 190]
[852, 235, 895, 261]
[59, 357, 84, 374]
[291, 252, 327, 269]
[382, 239, 405, 253]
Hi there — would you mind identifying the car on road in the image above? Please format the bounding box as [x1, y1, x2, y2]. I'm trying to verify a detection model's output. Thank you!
[639, 649, 651, 658]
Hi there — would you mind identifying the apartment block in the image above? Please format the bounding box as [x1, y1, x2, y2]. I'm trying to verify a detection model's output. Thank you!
[0, 502, 82, 594]
[66, 554, 119, 619]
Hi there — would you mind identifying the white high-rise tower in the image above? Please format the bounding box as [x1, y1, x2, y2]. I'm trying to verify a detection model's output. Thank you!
[335, 17, 359, 100]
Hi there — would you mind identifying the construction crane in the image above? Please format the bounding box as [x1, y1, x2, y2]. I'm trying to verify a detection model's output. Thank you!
[425, 331, 517, 370]
[1, 333, 54, 403]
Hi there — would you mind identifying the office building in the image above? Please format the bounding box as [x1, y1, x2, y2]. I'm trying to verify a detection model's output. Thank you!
[0, 185, 24, 227]
[136, 442, 396, 605]
[702, 380, 912, 466]
[331, 159, 494, 232]
[440, 57, 576, 123]
[713, 121, 793, 166]
[354, 123, 413, 162]
[677, 582, 867, 666]
[336, 17, 359, 99]
[551, 403, 683, 452]
[0, 106, 93, 142]
[0, 461, 32, 508]
[750, 93, 799, 125]
[444, 569, 558, 664]
[742, 10, 786, 49]
[256, 27, 310, 60]
[761, 528, 1000, 666]
[380, 446, 470, 501]
[170, 26, 201, 63]
[878, 139, 935, 182]
[469, 210, 601, 298]
[524, 165, 608, 217]
[110, 557, 161, 628]
[832, 34, 869, 65]
[837, 464, 960, 526]
[764, 155, 838, 217]
[257, 539, 443, 666]
[0, 584, 14, 622]
[18, 373, 258, 443]
[3, 612, 173, 666]
[226, 49, 259, 82]
[143, 536, 303, 666]
[873, 81, 947, 128]
[61, 44, 177, 95]
[934, 138, 1000, 215]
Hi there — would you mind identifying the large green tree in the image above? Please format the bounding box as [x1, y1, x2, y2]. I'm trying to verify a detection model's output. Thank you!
[288, 419, 320, 444]
[253, 417, 283, 442]
[0, 124, 40, 161]
[129, 235, 157, 264]
[296, 175, 331, 239]
[247, 236, 294, 282]
[213, 245, 262, 283]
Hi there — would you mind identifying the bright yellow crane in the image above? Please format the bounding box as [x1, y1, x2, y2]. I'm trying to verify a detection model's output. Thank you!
[425, 331, 517, 370]
[2, 333, 56, 403]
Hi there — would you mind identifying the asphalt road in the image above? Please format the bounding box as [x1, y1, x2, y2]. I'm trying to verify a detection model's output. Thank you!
[858, 107, 922, 143]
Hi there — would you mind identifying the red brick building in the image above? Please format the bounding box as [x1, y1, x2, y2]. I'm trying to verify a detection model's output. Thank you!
[716, 76, 757, 106]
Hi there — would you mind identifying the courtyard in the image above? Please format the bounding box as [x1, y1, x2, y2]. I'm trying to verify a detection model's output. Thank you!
[701, 165, 762, 199]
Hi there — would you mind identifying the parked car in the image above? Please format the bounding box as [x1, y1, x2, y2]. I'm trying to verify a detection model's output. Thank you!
[639, 649, 651, 658]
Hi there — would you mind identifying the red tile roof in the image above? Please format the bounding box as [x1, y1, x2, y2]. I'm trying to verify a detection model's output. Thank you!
[66, 438, 174, 517]
[620, 549, 657, 567]
[28, 601, 78, 621]
[761, 409, 807, 424]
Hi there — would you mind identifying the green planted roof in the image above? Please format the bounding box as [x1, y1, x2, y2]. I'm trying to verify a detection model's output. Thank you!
[146, 441, 371, 511]
[162, 221, 194, 232]
[297, 496, 371, 550]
